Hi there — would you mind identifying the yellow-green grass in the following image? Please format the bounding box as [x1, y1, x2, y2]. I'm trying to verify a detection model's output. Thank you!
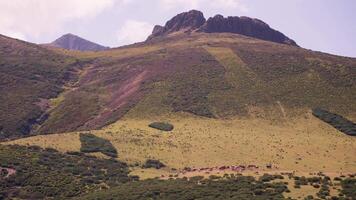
[4, 111, 355, 177]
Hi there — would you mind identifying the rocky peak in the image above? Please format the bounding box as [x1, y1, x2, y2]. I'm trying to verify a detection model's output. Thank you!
[199, 15, 298, 46]
[147, 10, 206, 40]
[147, 10, 298, 46]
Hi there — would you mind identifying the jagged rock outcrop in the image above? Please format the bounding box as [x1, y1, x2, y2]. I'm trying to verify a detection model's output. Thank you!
[49, 33, 109, 51]
[147, 10, 206, 40]
[199, 15, 298, 46]
[147, 10, 298, 46]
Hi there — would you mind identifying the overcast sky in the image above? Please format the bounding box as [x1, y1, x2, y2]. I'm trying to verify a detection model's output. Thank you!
[0, 0, 355, 57]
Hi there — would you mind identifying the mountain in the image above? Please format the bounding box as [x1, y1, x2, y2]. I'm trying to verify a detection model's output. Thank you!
[0, 10, 356, 200]
[1, 10, 355, 138]
[49, 33, 109, 51]
[148, 10, 298, 46]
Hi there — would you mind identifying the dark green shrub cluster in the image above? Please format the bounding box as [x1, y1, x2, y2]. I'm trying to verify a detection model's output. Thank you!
[315, 177, 332, 199]
[259, 173, 284, 182]
[340, 178, 356, 199]
[0, 144, 133, 199]
[80, 175, 289, 200]
[312, 108, 356, 136]
[142, 159, 166, 169]
[148, 122, 174, 131]
[80, 133, 118, 157]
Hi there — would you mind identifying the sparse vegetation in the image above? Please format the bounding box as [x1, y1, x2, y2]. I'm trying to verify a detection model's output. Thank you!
[80, 133, 118, 157]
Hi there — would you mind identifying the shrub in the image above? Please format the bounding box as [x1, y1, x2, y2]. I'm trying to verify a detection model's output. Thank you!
[142, 159, 166, 169]
[148, 122, 174, 131]
[79, 133, 118, 158]
[340, 178, 356, 198]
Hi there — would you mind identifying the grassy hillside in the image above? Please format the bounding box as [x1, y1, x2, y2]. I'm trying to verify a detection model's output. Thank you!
[1, 32, 356, 199]
[7, 113, 356, 174]
[0, 34, 82, 140]
[34, 32, 356, 135]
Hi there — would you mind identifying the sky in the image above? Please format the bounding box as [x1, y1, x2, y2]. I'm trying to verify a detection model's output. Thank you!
[0, 0, 355, 57]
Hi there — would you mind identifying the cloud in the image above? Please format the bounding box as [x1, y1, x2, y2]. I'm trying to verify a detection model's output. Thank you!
[158, 0, 248, 12]
[116, 20, 154, 45]
[159, 0, 200, 10]
[0, 0, 121, 40]
[209, 0, 248, 12]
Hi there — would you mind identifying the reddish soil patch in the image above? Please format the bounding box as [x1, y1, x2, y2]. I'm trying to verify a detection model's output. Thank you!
[0, 167, 16, 178]
[83, 70, 149, 128]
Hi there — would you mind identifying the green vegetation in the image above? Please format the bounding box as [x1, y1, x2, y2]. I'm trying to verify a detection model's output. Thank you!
[148, 122, 174, 131]
[0, 35, 81, 140]
[80, 133, 118, 157]
[316, 177, 331, 199]
[0, 144, 133, 199]
[142, 159, 166, 169]
[312, 108, 356, 136]
[79, 175, 289, 200]
[340, 178, 356, 199]
[259, 173, 284, 182]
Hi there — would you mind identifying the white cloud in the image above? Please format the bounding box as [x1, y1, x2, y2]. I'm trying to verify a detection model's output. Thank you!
[160, 0, 200, 10]
[209, 0, 248, 12]
[116, 20, 154, 45]
[158, 0, 248, 12]
[0, 0, 121, 40]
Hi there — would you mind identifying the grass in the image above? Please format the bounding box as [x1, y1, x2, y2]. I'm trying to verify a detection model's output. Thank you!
[6, 113, 356, 174]
[80, 133, 118, 158]
[2, 32, 356, 139]
[14, 32, 353, 136]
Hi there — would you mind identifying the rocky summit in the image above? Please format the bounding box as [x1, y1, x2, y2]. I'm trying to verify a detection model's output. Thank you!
[148, 10, 297, 46]
[147, 10, 206, 40]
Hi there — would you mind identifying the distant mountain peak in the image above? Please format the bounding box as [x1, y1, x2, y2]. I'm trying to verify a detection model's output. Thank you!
[147, 10, 298, 46]
[50, 33, 109, 51]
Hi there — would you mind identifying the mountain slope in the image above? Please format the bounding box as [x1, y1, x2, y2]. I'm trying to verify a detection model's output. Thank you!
[0, 34, 81, 140]
[49, 33, 109, 51]
[35, 31, 356, 135]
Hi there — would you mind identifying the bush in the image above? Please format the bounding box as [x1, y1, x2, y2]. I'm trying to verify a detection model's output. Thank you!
[79, 133, 118, 158]
[148, 122, 174, 131]
[142, 159, 166, 169]
[312, 108, 356, 136]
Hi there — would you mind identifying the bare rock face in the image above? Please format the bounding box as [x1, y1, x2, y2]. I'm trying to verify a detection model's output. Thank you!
[199, 15, 298, 46]
[50, 33, 109, 51]
[147, 10, 298, 46]
[147, 10, 206, 40]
